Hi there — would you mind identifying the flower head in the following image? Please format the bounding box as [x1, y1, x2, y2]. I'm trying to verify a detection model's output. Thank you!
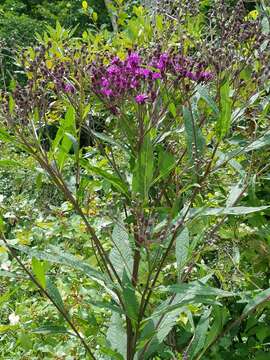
[135, 93, 148, 104]
[63, 83, 75, 94]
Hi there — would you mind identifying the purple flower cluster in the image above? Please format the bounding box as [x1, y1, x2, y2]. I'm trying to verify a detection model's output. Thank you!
[91, 52, 163, 105]
[91, 50, 213, 107]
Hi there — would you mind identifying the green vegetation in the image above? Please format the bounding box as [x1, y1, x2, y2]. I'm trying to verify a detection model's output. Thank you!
[0, 1, 270, 359]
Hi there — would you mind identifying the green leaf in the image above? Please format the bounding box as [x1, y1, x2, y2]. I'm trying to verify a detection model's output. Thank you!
[244, 131, 270, 152]
[186, 307, 211, 359]
[183, 105, 205, 163]
[175, 228, 189, 275]
[32, 325, 69, 335]
[197, 86, 219, 115]
[9, 94, 15, 115]
[46, 277, 66, 315]
[242, 287, 270, 316]
[190, 206, 269, 217]
[165, 282, 234, 297]
[107, 312, 126, 359]
[197, 306, 229, 359]
[226, 179, 246, 207]
[81, 160, 130, 198]
[109, 223, 133, 279]
[151, 148, 176, 186]
[216, 79, 233, 139]
[132, 133, 154, 200]
[91, 130, 125, 149]
[52, 106, 76, 168]
[10, 244, 110, 285]
[32, 258, 46, 288]
[122, 270, 139, 321]
[0, 160, 22, 168]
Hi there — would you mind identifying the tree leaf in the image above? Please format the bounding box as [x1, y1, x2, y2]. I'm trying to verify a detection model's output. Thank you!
[244, 131, 270, 152]
[165, 282, 234, 298]
[197, 306, 229, 359]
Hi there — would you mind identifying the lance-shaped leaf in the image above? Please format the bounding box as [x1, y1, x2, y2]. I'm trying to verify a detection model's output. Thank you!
[183, 105, 205, 163]
[216, 79, 233, 139]
[109, 223, 133, 280]
[106, 312, 126, 359]
[242, 287, 270, 316]
[186, 307, 211, 359]
[132, 133, 154, 200]
[176, 228, 190, 276]
[189, 206, 269, 218]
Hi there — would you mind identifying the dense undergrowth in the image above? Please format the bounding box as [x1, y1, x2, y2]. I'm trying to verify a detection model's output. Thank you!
[0, 1, 270, 359]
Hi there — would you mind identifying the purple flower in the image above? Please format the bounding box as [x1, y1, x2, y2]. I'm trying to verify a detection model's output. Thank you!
[101, 78, 110, 87]
[152, 72, 162, 80]
[130, 78, 139, 89]
[127, 52, 141, 67]
[107, 65, 120, 75]
[198, 71, 213, 82]
[101, 88, 113, 97]
[135, 93, 148, 104]
[63, 83, 75, 94]
[111, 56, 121, 65]
[137, 68, 152, 78]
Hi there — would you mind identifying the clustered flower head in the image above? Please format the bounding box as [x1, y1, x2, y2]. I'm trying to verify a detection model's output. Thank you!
[90, 49, 213, 109]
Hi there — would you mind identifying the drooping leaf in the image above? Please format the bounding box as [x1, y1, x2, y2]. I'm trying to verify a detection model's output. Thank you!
[197, 306, 229, 359]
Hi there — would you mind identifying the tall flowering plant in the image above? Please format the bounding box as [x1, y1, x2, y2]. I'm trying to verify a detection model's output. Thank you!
[0, 4, 270, 359]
